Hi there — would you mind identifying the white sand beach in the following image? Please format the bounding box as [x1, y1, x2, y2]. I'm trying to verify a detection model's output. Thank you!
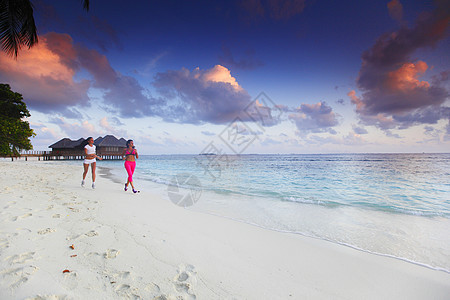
[0, 160, 449, 299]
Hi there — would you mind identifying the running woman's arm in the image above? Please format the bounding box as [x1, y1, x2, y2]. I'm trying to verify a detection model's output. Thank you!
[135, 150, 138, 159]
[84, 147, 91, 159]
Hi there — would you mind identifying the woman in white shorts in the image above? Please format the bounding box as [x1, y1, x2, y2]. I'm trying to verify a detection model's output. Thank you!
[81, 137, 102, 189]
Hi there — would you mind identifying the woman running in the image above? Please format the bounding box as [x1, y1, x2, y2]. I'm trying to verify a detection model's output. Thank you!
[123, 139, 139, 193]
[82, 137, 102, 189]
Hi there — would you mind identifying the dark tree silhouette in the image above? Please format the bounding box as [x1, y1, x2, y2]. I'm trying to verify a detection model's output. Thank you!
[0, 0, 89, 58]
[0, 84, 35, 156]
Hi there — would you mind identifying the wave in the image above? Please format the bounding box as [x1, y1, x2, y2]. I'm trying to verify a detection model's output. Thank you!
[281, 196, 449, 218]
[137, 170, 450, 218]
[186, 208, 450, 274]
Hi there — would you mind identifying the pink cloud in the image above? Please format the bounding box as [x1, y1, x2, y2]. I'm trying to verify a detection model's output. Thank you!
[152, 65, 253, 124]
[0, 32, 162, 118]
[386, 61, 430, 91]
[352, 1, 449, 130]
[201, 65, 242, 91]
[0, 33, 90, 115]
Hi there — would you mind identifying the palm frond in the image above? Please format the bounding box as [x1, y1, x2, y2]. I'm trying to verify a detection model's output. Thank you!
[82, 0, 90, 11]
[0, 0, 37, 58]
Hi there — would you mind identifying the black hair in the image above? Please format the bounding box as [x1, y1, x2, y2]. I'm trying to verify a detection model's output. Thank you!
[82, 137, 94, 147]
[126, 139, 133, 147]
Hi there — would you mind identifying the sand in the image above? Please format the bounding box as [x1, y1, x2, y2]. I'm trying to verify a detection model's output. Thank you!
[0, 160, 449, 299]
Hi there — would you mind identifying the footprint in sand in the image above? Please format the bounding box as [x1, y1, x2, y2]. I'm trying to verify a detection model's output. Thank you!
[6, 252, 35, 264]
[1, 265, 39, 290]
[107, 270, 131, 281]
[104, 249, 120, 259]
[25, 294, 70, 300]
[67, 207, 80, 213]
[63, 202, 82, 206]
[85, 252, 104, 263]
[153, 295, 170, 300]
[144, 283, 161, 297]
[52, 214, 61, 218]
[104, 270, 148, 299]
[114, 284, 140, 299]
[17, 228, 32, 234]
[0, 238, 10, 250]
[38, 228, 56, 235]
[172, 264, 197, 299]
[85, 230, 98, 237]
[3, 201, 16, 209]
[66, 234, 81, 241]
[63, 271, 78, 289]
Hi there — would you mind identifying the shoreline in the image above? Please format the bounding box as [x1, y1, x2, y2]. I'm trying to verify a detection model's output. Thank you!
[97, 166, 123, 184]
[186, 208, 450, 275]
[96, 162, 450, 274]
[0, 160, 449, 299]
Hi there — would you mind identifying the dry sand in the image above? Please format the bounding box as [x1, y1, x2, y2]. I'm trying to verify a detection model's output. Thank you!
[0, 161, 449, 299]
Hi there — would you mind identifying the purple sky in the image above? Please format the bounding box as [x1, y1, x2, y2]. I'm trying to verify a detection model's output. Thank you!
[0, 0, 449, 153]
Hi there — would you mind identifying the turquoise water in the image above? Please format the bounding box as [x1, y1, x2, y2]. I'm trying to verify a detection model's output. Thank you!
[99, 153, 450, 272]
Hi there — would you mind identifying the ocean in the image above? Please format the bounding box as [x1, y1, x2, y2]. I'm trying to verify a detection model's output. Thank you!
[97, 153, 450, 273]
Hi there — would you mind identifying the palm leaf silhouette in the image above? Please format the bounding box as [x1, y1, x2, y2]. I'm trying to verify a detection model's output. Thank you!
[0, 0, 89, 58]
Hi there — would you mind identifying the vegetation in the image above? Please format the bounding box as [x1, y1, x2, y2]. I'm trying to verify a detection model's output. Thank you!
[0, 83, 35, 156]
[0, 0, 89, 58]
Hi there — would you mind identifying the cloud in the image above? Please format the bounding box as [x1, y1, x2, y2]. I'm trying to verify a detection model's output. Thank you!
[444, 120, 450, 141]
[288, 102, 339, 136]
[134, 51, 169, 77]
[35, 1, 122, 53]
[30, 121, 60, 140]
[77, 15, 123, 52]
[353, 125, 368, 134]
[73, 43, 165, 118]
[385, 130, 402, 139]
[152, 65, 254, 124]
[219, 46, 264, 70]
[0, 32, 164, 118]
[49, 117, 101, 138]
[261, 137, 282, 145]
[99, 117, 127, 137]
[29, 121, 62, 149]
[387, 0, 403, 22]
[351, 1, 450, 131]
[342, 132, 366, 145]
[201, 131, 216, 136]
[336, 99, 345, 105]
[0, 33, 90, 117]
[423, 125, 441, 139]
[110, 117, 125, 126]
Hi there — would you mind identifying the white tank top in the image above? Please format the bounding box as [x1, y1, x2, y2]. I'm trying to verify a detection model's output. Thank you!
[85, 144, 96, 154]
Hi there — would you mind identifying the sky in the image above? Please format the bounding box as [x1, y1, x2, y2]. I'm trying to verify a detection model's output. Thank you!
[0, 0, 449, 154]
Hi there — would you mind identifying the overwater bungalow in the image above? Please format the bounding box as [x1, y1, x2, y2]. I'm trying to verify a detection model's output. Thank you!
[48, 135, 127, 160]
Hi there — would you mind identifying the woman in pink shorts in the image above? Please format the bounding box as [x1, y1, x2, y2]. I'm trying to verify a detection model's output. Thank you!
[123, 139, 139, 193]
